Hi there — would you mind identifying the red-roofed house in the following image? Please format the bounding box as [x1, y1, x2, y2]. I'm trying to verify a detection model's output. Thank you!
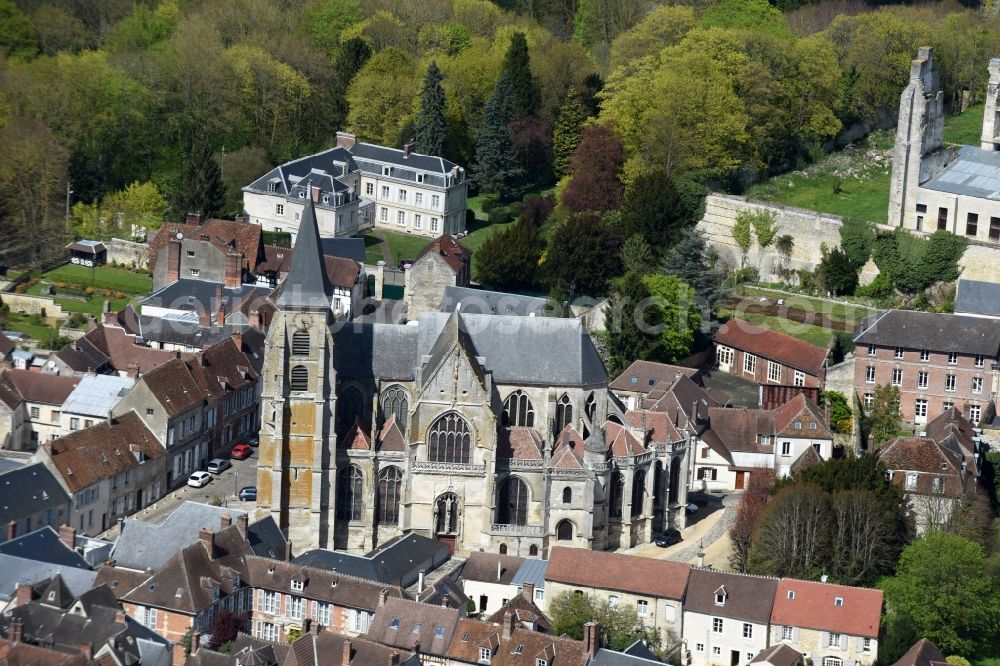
[713, 319, 829, 389]
[404, 235, 471, 317]
[0, 369, 80, 451]
[543, 546, 689, 643]
[769, 578, 882, 665]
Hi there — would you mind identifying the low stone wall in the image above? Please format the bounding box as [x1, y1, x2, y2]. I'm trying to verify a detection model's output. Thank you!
[104, 237, 149, 269]
[0, 293, 66, 320]
[696, 194, 845, 281]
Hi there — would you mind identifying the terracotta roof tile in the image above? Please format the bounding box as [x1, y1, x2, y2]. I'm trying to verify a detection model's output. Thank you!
[462, 552, 525, 585]
[774, 394, 831, 438]
[551, 426, 584, 470]
[341, 419, 372, 450]
[446, 619, 586, 666]
[377, 416, 406, 452]
[148, 219, 262, 272]
[714, 318, 828, 376]
[498, 428, 543, 460]
[485, 593, 551, 633]
[366, 597, 461, 656]
[771, 578, 882, 638]
[46, 412, 163, 493]
[546, 547, 689, 599]
[415, 234, 471, 274]
[610, 360, 700, 393]
[624, 410, 683, 445]
[139, 358, 206, 416]
[892, 639, 948, 666]
[877, 436, 967, 497]
[604, 421, 645, 456]
[4, 369, 79, 405]
[789, 445, 823, 474]
[324, 256, 362, 289]
[245, 557, 406, 611]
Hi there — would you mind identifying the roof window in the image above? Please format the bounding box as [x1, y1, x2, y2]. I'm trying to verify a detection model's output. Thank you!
[834, 597, 844, 607]
[390, 618, 400, 629]
[787, 590, 795, 600]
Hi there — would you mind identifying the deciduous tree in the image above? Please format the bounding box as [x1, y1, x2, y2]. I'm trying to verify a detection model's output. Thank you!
[561, 124, 624, 214]
[749, 483, 831, 579]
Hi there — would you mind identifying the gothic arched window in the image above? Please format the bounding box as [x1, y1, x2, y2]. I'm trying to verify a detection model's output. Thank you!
[290, 365, 308, 392]
[556, 520, 574, 541]
[435, 493, 460, 534]
[631, 470, 646, 518]
[499, 543, 508, 555]
[610, 472, 625, 519]
[556, 394, 573, 431]
[337, 465, 363, 522]
[292, 329, 310, 356]
[377, 466, 402, 525]
[653, 461, 663, 507]
[528, 545, 539, 556]
[669, 458, 681, 504]
[503, 391, 535, 428]
[585, 392, 597, 422]
[381, 385, 408, 426]
[497, 476, 529, 526]
[338, 385, 364, 431]
[428, 413, 471, 464]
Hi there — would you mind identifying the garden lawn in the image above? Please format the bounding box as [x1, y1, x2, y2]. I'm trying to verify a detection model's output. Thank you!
[743, 169, 890, 224]
[25, 282, 131, 316]
[362, 231, 431, 266]
[41, 264, 152, 294]
[717, 308, 834, 348]
[943, 105, 984, 146]
[4, 312, 60, 346]
[739, 286, 875, 327]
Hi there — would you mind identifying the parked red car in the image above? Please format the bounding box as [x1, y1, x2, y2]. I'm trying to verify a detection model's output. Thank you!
[230, 443, 253, 460]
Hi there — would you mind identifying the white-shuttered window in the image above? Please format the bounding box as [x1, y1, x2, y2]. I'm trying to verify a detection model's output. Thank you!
[781, 626, 793, 641]
[313, 601, 332, 626]
[287, 595, 305, 620]
[258, 589, 279, 615]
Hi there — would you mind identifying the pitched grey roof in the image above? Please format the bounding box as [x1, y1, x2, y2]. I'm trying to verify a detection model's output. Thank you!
[955, 279, 1000, 318]
[440, 287, 553, 317]
[274, 196, 334, 310]
[320, 238, 368, 264]
[510, 559, 548, 589]
[922, 145, 1000, 199]
[0, 463, 70, 527]
[333, 322, 421, 380]
[0, 554, 97, 602]
[60, 374, 133, 418]
[245, 516, 287, 560]
[0, 527, 90, 569]
[854, 310, 1000, 356]
[351, 142, 461, 189]
[293, 533, 449, 588]
[243, 146, 356, 198]
[592, 647, 665, 666]
[110, 501, 247, 572]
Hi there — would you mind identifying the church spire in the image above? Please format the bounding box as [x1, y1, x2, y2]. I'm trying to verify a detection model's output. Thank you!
[274, 183, 332, 311]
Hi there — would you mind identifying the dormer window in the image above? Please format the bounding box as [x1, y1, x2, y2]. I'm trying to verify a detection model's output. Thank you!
[479, 648, 492, 663]
[413, 623, 422, 633]
[298, 190, 305, 198]
[536, 660, 547, 666]
[787, 590, 795, 600]
[322, 195, 330, 204]
[834, 597, 843, 607]
[383, 166, 391, 176]
[291, 579, 304, 592]
[417, 173, 425, 184]
[390, 618, 400, 629]
[714, 586, 727, 606]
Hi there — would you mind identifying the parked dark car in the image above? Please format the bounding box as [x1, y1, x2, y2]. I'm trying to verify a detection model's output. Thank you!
[239, 486, 257, 501]
[654, 529, 682, 547]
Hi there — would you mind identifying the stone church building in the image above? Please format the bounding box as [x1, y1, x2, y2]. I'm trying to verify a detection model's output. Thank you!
[255, 193, 691, 557]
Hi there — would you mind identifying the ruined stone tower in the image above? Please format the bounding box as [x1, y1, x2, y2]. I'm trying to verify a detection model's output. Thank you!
[888, 46, 944, 228]
[981, 58, 1000, 151]
[256, 186, 338, 550]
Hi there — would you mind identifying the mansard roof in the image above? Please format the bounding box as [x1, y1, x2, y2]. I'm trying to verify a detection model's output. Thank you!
[244, 146, 356, 198]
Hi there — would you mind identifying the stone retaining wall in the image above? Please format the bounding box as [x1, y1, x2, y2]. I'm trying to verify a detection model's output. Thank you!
[104, 237, 149, 269]
[0, 293, 66, 320]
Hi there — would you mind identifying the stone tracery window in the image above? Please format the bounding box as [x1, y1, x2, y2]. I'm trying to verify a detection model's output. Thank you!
[428, 412, 471, 464]
[338, 385, 364, 431]
[555, 394, 573, 431]
[503, 391, 535, 427]
[337, 465, 363, 522]
[497, 476, 529, 526]
[382, 385, 408, 425]
[377, 466, 402, 525]
[631, 470, 646, 518]
[585, 392, 596, 422]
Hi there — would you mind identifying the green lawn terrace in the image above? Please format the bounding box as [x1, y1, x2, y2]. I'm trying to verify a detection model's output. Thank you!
[19, 263, 152, 318]
[742, 106, 985, 226]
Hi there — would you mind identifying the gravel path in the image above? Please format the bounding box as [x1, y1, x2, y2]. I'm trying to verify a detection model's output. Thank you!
[667, 495, 739, 563]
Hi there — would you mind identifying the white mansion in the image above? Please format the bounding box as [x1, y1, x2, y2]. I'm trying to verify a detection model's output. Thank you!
[243, 132, 468, 242]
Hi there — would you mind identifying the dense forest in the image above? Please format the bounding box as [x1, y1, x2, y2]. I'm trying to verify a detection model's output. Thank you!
[1, 0, 999, 308]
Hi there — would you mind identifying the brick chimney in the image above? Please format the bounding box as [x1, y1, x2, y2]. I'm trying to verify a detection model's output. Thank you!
[80, 644, 93, 659]
[403, 140, 415, 158]
[220, 513, 232, 530]
[285, 540, 293, 562]
[521, 582, 534, 601]
[584, 621, 600, 660]
[311, 619, 321, 636]
[502, 612, 515, 640]
[231, 330, 243, 350]
[389, 651, 400, 666]
[115, 610, 126, 624]
[199, 527, 215, 558]
[58, 524, 77, 550]
[311, 185, 321, 203]
[224, 254, 241, 290]
[166, 237, 182, 284]
[343, 640, 353, 665]
[186, 212, 203, 226]
[198, 307, 211, 328]
[10, 617, 23, 644]
[336, 131, 357, 150]
[379, 589, 390, 607]
[15, 582, 32, 606]
[191, 630, 201, 654]
[7, 519, 17, 541]
[236, 513, 248, 539]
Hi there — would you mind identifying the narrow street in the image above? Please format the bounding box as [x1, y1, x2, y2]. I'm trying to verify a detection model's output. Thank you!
[623, 492, 740, 569]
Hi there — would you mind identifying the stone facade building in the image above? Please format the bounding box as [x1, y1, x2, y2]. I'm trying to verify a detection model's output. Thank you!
[888, 47, 1000, 240]
[256, 198, 690, 557]
[404, 235, 472, 318]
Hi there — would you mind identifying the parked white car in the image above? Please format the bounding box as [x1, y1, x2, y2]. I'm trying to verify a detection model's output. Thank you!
[187, 471, 212, 488]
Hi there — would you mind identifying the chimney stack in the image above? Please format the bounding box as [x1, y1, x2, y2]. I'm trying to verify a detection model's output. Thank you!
[389, 651, 400, 666]
[115, 610, 126, 624]
[6, 520, 15, 541]
[336, 131, 357, 151]
[311, 618, 321, 636]
[403, 140, 415, 158]
[224, 254, 240, 290]
[220, 513, 232, 530]
[311, 186, 321, 203]
[497, 560, 502, 582]
[343, 640, 353, 665]
[198, 307, 211, 329]
[80, 644, 93, 659]
[58, 524, 77, 550]
[199, 527, 215, 558]
[192, 630, 201, 654]
[15, 581, 32, 606]
[502, 612, 515, 640]
[379, 589, 390, 607]
[166, 237, 182, 284]
[522, 583, 535, 601]
[285, 540, 293, 562]
[186, 212, 203, 226]
[584, 622, 600, 660]
[10, 618, 23, 644]
[236, 513, 248, 539]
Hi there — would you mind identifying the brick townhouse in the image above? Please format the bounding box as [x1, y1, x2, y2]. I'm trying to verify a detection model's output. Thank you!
[853, 310, 1000, 425]
[713, 319, 829, 389]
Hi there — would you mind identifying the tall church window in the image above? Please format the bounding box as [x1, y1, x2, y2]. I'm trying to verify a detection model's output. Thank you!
[382, 386, 408, 425]
[503, 391, 534, 427]
[428, 413, 471, 464]
[585, 393, 597, 422]
[338, 385, 364, 431]
[669, 458, 681, 504]
[497, 477, 529, 526]
[610, 472, 625, 519]
[631, 470, 646, 518]
[292, 330, 310, 356]
[290, 366, 308, 392]
[562, 487, 572, 504]
[377, 467, 402, 525]
[337, 465, 363, 522]
[556, 519, 574, 541]
[435, 493, 460, 534]
[653, 461, 663, 507]
[556, 394, 573, 431]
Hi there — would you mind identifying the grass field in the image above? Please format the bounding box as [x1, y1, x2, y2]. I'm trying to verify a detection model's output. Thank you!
[25, 283, 131, 316]
[944, 104, 984, 145]
[41, 264, 151, 294]
[4, 312, 60, 344]
[718, 308, 835, 348]
[740, 285, 875, 325]
[362, 230, 433, 266]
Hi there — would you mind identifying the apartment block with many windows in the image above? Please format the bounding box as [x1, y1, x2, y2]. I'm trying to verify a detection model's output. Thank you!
[853, 310, 1000, 424]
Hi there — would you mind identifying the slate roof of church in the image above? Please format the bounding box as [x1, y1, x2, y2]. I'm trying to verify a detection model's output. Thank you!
[274, 194, 334, 310]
